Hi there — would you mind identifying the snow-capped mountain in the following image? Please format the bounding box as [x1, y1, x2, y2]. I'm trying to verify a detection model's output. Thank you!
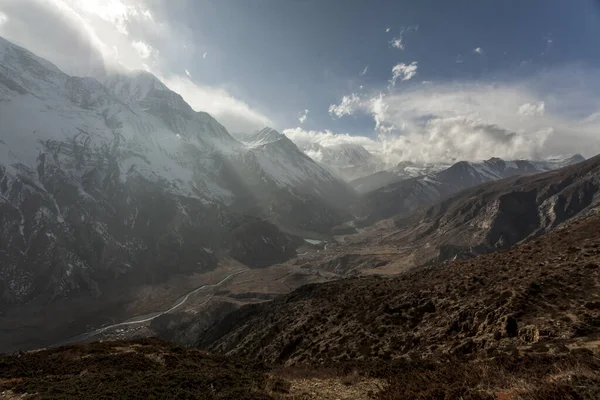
[358, 155, 586, 223]
[0, 37, 351, 307]
[350, 161, 449, 193]
[351, 155, 586, 195]
[236, 128, 351, 193]
[436, 156, 586, 190]
[223, 128, 356, 231]
[301, 143, 384, 181]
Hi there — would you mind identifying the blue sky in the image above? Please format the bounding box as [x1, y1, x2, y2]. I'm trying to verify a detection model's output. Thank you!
[160, 0, 600, 134]
[1, 0, 600, 163]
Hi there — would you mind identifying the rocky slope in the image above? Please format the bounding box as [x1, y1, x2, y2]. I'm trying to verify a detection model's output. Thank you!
[386, 153, 600, 264]
[357, 154, 586, 224]
[0, 338, 290, 399]
[199, 212, 600, 369]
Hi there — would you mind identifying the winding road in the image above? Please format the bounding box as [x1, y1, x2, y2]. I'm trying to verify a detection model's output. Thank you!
[52, 270, 245, 347]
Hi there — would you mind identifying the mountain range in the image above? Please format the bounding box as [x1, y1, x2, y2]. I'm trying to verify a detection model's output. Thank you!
[356, 154, 586, 224]
[0, 36, 351, 311]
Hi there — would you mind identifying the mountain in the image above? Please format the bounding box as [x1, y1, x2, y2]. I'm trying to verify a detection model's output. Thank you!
[0, 36, 356, 350]
[225, 128, 356, 232]
[349, 161, 448, 193]
[302, 143, 384, 181]
[358, 155, 586, 223]
[387, 153, 600, 264]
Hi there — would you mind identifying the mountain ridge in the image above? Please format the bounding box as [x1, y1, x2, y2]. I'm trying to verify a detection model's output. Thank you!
[357, 154, 586, 224]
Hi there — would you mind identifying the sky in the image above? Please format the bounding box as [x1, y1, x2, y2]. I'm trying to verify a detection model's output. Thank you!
[1, 0, 600, 164]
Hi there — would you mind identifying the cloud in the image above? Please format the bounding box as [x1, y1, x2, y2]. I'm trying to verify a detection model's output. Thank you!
[474, 47, 484, 54]
[370, 93, 390, 132]
[283, 117, 548, 167]
[161, 74, 273, 133]
[376, 117, 549, 164]
[389, 62, 418, 87]
[518, 102, 545, 117]
[456, 55, 464, 64]
[0, 0, 274, 133]
[185, 68, 191, 77]
[0, 11, 8, 26]
[291, 67, 600, 165]
[390, 37, 404, 50]
[283, 127, 377, 150]
[202, 52, 207, 59]
[298, 109, 309, 124]
[131, 40, 155, 59]
[389, 26, 418, 50]
[359, 65, 369, 76]
[0, 0, 107, 76]
[385, 27, 391, 33]
[328, 93, 361, 118]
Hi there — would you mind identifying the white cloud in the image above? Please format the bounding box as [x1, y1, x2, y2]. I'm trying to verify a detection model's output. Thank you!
[185, 68, 191, 77]
[328, 93, 361, 118]
[389, 62, 418, 87]
[293, 68, 600, 165]
[390, 37, 404, 50]
[474, 47, 484, 54]
[370, 93, 390, 131]
[75, 0, 151, 36]
[0, 11, 8, 26]
[0, 0, 108, 76]
[283, 127, 377, 150]
[385, 27, 391, 33]
[0, 0, 274, 133]
[518, 102, 545, 117]
[360, 65, 369, 76]
[298, 109, 309, 124]
[162, 75, 273, 133]
[376, 117, 550, 164]
[389, 26, 418, 50]
[131, 40, 154, 59]
[456, 55, 464, 64]
[202, 52, 207, 59]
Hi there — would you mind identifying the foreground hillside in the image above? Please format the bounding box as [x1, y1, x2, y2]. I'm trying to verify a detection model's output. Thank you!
[2, 214, 600, 399]
[199, 213, 600, 367]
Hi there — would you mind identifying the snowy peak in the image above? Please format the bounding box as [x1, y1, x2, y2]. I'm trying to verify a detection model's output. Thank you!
[0, 35, 62, 76]
[437, 155, 586, 189]
[304, 143, 375, 166]
[361, 154, 589, 223]
[302, 143, 384, 181]
[100, 70, 239, 150]
[328, 144, 376, 166]
[0, 36, 67, 96]
[241, 127, 292, 148]
[100, 69, 168, 104]
[241, 128, 343, 187]
[530, 154, 586, 171]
